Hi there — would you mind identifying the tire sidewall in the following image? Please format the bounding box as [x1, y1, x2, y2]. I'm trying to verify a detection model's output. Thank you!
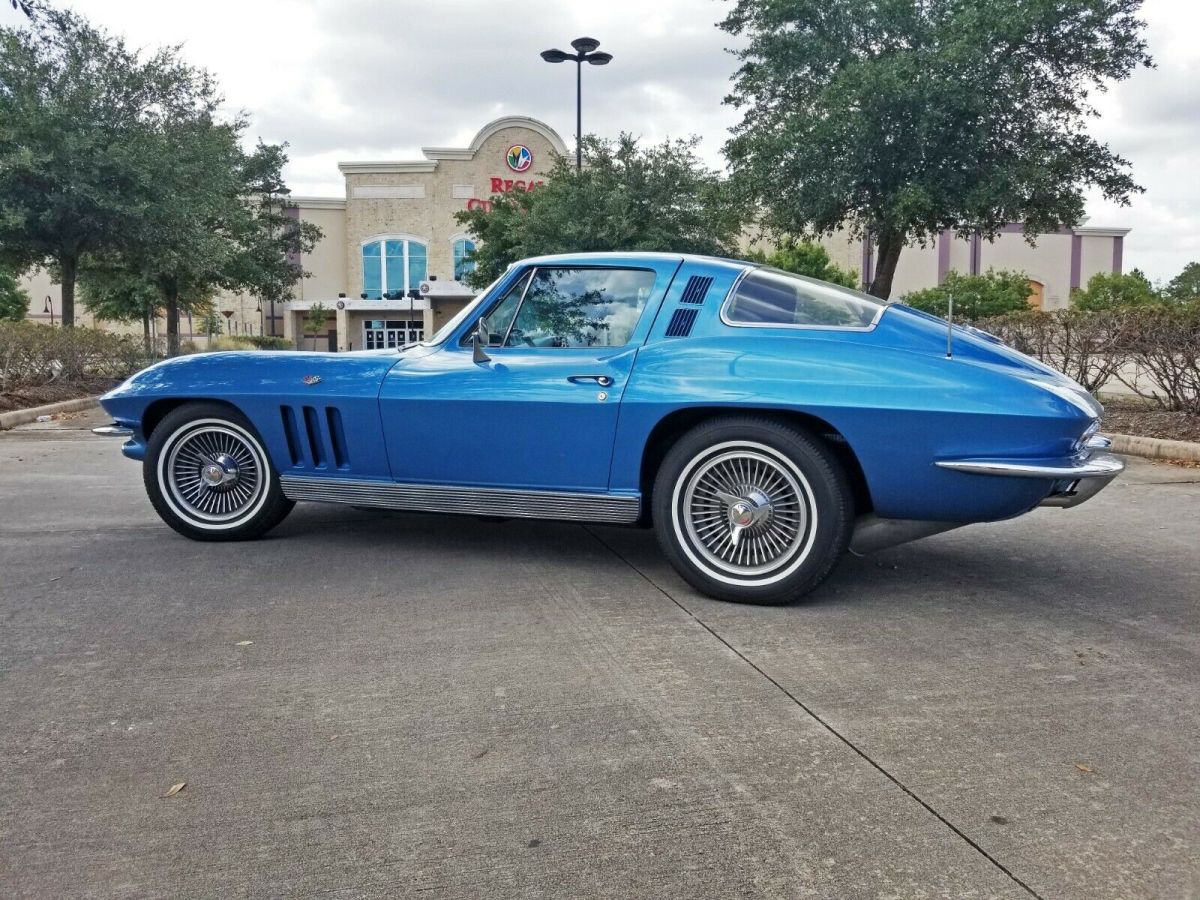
[144, 403, 291, 541]
[653, 418, 852, 604]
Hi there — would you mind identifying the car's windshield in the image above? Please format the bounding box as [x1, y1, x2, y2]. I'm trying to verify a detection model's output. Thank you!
[422, 275, 503, 347]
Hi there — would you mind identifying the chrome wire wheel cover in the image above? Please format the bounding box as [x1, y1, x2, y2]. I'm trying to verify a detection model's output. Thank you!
[672, 441, 818, 587]
[159, 420, 269, 529]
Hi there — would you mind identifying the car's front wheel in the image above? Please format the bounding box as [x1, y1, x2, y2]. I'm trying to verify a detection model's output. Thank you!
[652, 418, 853, 605]
[144, 402, 294, 541]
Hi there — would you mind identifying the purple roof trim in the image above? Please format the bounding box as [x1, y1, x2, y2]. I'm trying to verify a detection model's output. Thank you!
[285, 205, 301, 268]
[1112, 236, 1124, 274]
[969, 233, 981, 276]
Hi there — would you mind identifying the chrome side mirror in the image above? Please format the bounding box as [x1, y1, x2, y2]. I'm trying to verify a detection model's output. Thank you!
[472, 319, 491, 365]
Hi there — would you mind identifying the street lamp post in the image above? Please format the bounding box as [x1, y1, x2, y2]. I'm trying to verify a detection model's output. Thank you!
[540, 37, 613, 171]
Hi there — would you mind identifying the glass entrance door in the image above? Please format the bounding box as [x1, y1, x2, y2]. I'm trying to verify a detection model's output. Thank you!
[364, 320, 424, 350]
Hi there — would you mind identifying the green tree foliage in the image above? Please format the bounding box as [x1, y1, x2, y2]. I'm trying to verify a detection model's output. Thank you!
[304, 302, 329, 351]
[0, 10, 320, 352]
[901, 270, 1034, 320]
[1072, 269, 1158, 311]
[0, 10, 221, 326]
[455, 134, 744, 288]
[0, 269, 29, 321]
[1163, 261, 1200, 304]
[744, 239, 858, 288]
[720, 0, 1153, 299]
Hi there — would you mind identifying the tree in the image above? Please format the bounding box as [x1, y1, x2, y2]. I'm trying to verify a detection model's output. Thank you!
[455, 134, 744, 288]
[744, 238, 858, 288]
[901, 270, 1034, 320]
[1072, 269, 1158, 311]
[1163, 262, 1200, 304]
[721, 0, 1153, 299]
[0, 269, 29, 321]
[78, 257, 164, 351]
[0, 10, 223, 326]
[304, 302, 329, 351]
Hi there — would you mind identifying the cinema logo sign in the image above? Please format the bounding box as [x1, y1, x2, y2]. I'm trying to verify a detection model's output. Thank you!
[465, 177, 546, 212]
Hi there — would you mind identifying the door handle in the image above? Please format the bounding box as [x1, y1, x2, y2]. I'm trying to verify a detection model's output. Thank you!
[568, 374, 614, 387]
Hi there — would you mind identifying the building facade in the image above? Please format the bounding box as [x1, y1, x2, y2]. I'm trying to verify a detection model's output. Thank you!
[817, 224, 1129, 310]
[283, 116, 566, 352]
[19, 114, 1129, 340]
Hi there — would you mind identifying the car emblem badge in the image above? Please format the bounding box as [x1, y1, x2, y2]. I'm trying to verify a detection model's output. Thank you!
[302, 375, 322, 386]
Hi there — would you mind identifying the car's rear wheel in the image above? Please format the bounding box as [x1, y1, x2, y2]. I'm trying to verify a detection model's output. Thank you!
[652, 418, 853, 605]
[144, 402, 294, 541]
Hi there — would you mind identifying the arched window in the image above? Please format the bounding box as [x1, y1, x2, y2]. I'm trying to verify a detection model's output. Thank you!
[361, 237, 428, 299]
[453, 238, 476, 282]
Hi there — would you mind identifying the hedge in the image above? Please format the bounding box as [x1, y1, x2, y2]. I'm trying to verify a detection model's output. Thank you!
[0, 321, 153, 389]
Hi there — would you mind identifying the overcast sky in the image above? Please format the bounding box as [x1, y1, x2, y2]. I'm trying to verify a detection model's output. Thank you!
[3, 0, 1196, 282]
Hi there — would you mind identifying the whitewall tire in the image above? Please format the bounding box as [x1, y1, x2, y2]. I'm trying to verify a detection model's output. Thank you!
[144, 402, 294, 541]
[652, 418, 853, 605]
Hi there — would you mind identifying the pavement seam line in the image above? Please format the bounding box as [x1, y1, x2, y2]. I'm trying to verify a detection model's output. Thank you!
[583, 524, 1045, 900]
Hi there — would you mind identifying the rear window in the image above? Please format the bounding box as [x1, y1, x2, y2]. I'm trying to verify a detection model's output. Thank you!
[725, 268, 883, 328]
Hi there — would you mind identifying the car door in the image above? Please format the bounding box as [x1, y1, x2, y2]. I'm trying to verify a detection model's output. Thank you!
[378, 261, 678, 491]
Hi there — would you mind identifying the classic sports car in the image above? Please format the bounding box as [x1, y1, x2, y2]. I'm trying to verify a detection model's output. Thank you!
[96, 252, 1123, 605]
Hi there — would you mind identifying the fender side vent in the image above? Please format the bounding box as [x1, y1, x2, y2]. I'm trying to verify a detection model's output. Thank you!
[280, 406, 303, 467]
[326, 407, 350, 469]
[302, 406, 326, 469]
[680, 275, 713, 305]
[665, 307, 699, 338]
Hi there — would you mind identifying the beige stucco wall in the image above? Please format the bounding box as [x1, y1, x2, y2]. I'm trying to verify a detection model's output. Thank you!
[295, 203, 348, 301]
[981, 232, 1073, 309]
[340, 121, 563, 299]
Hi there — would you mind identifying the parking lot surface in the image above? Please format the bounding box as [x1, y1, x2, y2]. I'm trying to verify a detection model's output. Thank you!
[2, 408, 1198, 899]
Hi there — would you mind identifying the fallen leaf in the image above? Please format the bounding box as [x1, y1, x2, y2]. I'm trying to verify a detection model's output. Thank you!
[1074, 764, 1093, 774]
[161, 782, 186, 798]
[235, 640, 253, 646]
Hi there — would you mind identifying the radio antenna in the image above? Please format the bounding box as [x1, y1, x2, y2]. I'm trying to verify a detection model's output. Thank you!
[946, 293, 954, 359]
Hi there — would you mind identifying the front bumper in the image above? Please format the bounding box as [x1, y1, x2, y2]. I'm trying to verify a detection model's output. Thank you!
[935, 437, 1124, 510]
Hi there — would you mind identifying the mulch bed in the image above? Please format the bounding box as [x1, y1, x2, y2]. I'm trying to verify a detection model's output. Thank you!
[0, 379, 118, 414]
[1100, 397, 1200, 444]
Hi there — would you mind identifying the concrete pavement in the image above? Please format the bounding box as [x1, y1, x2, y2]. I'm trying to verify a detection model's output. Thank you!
[1, 408, 1198, 898]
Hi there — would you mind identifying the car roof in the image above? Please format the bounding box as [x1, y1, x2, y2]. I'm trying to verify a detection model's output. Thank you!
[517, 251, 756, 273]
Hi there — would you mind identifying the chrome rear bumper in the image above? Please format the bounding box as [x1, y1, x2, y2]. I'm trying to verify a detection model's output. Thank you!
[92, 424, 133, 437]
[935, 437, 1124, 510]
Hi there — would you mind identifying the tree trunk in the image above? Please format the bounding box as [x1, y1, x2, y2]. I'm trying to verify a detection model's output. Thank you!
[59, 252, 77, 327]
[142, 311, 152, 354]
[868, 227, 905, 300]
[165, 286, 180, 357]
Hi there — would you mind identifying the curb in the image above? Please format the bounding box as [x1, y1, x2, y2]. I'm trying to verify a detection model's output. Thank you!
[1109, 432, 1200, 463]
[0, 396, 100, 431]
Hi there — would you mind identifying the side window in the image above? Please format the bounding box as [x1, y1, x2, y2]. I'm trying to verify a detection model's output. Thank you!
[725, 268, 883, 328]
[506, 268, 656, 348]
[462, 271, 530, 347]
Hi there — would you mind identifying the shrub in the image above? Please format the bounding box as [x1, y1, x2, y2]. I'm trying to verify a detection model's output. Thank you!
[744, 238, 859, 288]
[901, 270, 1034, 320]
[1116, 303, 1200, 412]
[205, 335, 292, 352]
[1072, 270, 1158, 311]
[0, 270, 28, 321]
[0, 321, 152, 387]
[975, 309, 1133, 394]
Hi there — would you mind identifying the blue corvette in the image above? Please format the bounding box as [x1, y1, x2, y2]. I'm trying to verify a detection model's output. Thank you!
[97, 252, 1123, 604]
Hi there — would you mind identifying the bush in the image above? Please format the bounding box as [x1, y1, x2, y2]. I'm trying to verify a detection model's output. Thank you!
[205, 335, 292, 352]
[1072, 270, 1158, 311]
[1116, 304, 1200, 413]
[0, 270, 28, 321]
[744, 239, 858, 288]
[0, 321, 152, 388]
[976, 305, 1200, 412]
[902, 270, 1034, 320]
[975, 309, 1132, 394]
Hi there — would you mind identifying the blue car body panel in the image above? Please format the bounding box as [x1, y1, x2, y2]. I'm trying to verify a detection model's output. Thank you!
[100, 251, 1106, 526]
